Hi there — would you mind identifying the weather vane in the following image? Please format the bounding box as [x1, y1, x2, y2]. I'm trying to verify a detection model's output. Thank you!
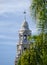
[24, 11, 26, 21]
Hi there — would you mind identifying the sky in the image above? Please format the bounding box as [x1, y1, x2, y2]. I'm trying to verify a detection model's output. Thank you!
[0, 0, 36, 65]
[0, 0, 37, 45]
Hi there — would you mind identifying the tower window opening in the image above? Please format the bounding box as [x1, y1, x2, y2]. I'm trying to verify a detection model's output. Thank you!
[24, 48, 27, 50]
[24, 35, 27, 40]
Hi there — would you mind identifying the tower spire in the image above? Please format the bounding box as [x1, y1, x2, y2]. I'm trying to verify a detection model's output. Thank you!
[24, 11, 26, 21]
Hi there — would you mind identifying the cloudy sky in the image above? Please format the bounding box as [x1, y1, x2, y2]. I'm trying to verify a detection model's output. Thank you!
[0, 0, 30, 14]
[0, 0, 36, 45]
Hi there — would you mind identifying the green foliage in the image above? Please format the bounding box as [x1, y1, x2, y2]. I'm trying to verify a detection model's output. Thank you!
[17, 35, 47, 65]
[30, 0, 47, 36]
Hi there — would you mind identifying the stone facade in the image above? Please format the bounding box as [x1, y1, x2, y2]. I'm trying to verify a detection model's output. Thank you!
[15, 20, 31, 65]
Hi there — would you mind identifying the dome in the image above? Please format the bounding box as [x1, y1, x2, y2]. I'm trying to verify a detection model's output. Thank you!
[19, 20, 31, 34]
[22, 21, 28, 28]
[20, 20, 29, 30]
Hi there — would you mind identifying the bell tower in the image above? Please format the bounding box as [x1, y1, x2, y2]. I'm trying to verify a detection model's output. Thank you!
[15, 12, 31, 65]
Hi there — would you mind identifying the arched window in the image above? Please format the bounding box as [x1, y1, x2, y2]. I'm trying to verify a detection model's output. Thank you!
[24, 35, 27, 40]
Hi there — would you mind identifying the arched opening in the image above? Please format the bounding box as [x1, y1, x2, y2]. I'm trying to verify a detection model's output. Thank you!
[24, 47, 27, 50]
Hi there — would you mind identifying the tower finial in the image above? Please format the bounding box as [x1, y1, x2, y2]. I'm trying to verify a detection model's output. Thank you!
[24, 11, 26, 21]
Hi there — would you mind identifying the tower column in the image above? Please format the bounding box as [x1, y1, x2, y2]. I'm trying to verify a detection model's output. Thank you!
[15, 12, 31, 65]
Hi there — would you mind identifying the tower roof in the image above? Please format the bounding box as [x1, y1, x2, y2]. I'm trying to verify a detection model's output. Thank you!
[20, 20, 29, 30]
[22, 20, 28, 28]
[20, 11, 29, 30]
[19, 12, 31, 34]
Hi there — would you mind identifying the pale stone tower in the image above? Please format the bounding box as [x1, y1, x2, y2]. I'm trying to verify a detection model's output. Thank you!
[15, 12, 31, 65]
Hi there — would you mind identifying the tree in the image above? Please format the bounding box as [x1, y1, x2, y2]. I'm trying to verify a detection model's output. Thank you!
[30, 0, 47, 41]
[30, 1, 47, 64]
[17, 35, 47, 65]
